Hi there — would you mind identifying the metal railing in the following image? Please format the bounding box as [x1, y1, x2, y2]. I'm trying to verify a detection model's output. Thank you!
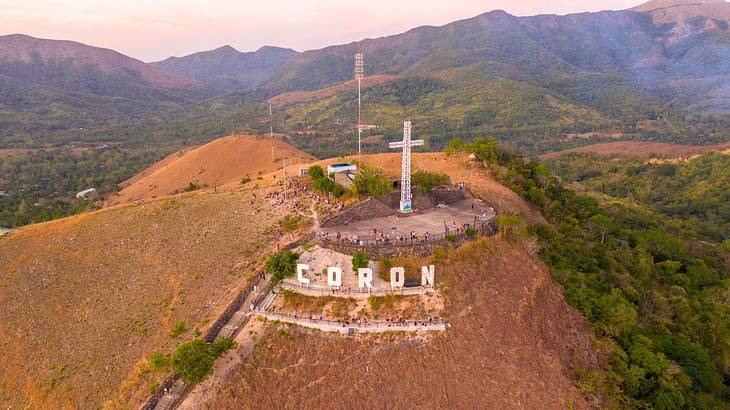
[319, 221, 494, 247]
[254, 310, 447, 332]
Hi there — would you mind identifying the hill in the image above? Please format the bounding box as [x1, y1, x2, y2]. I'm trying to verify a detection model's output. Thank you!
[207, 238, 599, 409]
[539, 140, 730, 159]
[0, 187, 299, 408]
[0, 151, 598, 408]
[0, 34, 202, 138]
[112, 135, 315, 204]
[151, 45, 298, 90]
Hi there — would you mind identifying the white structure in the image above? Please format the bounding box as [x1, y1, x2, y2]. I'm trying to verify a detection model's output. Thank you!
[358, 268, 373, 290]
[355, 53, 364, 160]
[297, 263, 310, 287]
[327, 163, 357, 174]
[389, 121, 424, 213]
[327, 266, 342, 289]
[75, 188, 96, 199]
[390, 267, 405, 290]
[421, 265, 435, 287]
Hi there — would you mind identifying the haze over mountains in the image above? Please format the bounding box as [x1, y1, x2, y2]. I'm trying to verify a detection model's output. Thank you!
[2, 0, 730, 150]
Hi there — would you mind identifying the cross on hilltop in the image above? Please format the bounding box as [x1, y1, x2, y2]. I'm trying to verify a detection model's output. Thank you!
[389, 121, 424, 213]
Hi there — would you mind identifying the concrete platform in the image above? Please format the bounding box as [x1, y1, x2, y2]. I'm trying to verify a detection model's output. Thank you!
[321, 198, 495, 241]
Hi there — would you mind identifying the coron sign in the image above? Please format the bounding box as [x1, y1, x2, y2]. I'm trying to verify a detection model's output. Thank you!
[296, 263, 435, 290]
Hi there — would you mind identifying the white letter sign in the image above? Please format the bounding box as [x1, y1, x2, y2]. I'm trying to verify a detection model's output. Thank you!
[421, 265, 435, 287]
[390, 267, 405, 289]
[297, 264, 310, 286]
[327, 266, 342, 288]
[358, 268, 373, 289]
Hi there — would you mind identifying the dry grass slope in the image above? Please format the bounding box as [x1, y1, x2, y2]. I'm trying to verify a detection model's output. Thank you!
[112, 135, 314, 204]
[210, 238, 600, 409]
[0, 188, 298, 409]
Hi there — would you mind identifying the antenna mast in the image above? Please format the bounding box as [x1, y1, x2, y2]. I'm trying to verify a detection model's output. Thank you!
[355, 53, 364, 162]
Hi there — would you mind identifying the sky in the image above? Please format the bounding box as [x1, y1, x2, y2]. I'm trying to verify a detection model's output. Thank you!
[2, 0, 644, 62]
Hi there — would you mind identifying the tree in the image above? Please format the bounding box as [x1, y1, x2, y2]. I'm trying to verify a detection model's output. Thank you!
[170, 337, 236, 384]
[266, 250, 299, 282]
[308, 165, 325, 180]
[352, 251, 369, 271]
[412, 171, 450, 193]
[351, 165, 391, 197]
[171, 339, 215, 383]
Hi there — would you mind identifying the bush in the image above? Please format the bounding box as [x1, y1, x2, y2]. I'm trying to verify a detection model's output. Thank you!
[170, 320, 186, 338]
[149, 352, 170, 372]
[465, 226, 475, 237]
[412, 171, 450, 193]
[171, 339, 215, 383]
[352, 251, 369, 271]
[170, 337, 236, 384]
[308, 165, 325, 180]
[266, 250, 300, 282]
[279, 215, 301, 232]
[351, 165, 391, 197]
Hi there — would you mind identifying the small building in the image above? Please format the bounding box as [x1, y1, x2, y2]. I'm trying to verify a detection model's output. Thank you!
[0, 191, 8, 197]
[76, 188, 96, 199]
[327, 163, 357, 175]
[298, 167, 309, 177]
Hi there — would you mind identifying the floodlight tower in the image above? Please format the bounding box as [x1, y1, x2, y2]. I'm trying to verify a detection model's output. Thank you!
[355, 53, 365, 161]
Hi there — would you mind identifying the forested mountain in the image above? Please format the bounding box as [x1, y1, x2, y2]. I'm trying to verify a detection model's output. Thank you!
[151, 45, 298, 90]
[0, 34, 202, 139]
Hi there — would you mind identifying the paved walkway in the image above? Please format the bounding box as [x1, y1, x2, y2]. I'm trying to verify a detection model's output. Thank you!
[254, 310, 448, 333]
[321, 199, 494, 241]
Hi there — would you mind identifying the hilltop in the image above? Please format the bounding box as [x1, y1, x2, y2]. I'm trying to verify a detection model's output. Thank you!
[151, 45, 298, 90]
[0, 151, 590, 408]
[112, 135, 314, 204]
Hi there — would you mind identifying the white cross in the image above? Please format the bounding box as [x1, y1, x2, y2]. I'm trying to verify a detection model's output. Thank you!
[389, 121, 424, 213]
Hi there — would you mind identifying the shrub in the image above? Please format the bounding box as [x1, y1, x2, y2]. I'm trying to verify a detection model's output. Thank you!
[149, 352, 170, 372]
[445, 234, 457, 243]
[170, 337, 236, 384]
[266, 250, 300, 282]
[211, 337, 236, 358]
[308, 165, 325, 180]
[279, 215, 301, 232]
[352, 251, 369, 271]
[171, 339, 215, 383]
[412, 171, 450, 193]
[351, 165, 391, 197]
[240, 175, 251, 184]
[170, 320, 186, 338]
[465, 226, 475, 237]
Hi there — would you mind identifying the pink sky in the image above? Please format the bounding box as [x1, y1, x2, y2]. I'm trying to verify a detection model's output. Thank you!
[2, 0, 643, 62]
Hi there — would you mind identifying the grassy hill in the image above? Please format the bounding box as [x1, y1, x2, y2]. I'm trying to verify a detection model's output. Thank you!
[0, 152, 580, 408]
[0, 187, 299, 408]
[112, 135, 315, 204]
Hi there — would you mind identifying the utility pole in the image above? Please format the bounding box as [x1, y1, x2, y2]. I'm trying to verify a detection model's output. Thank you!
[269, 103, 273, 139]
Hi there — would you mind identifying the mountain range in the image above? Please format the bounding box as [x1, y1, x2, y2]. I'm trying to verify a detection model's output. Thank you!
[2, 0, 730, 152]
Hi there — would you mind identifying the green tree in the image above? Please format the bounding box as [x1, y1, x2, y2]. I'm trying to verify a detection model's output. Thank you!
[308, 165, 325, 180]
[171, 339, 215, 383]
[352, 251, 369, 271]
[351, 165, 391, 197]
[266, 250, 299, 282]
